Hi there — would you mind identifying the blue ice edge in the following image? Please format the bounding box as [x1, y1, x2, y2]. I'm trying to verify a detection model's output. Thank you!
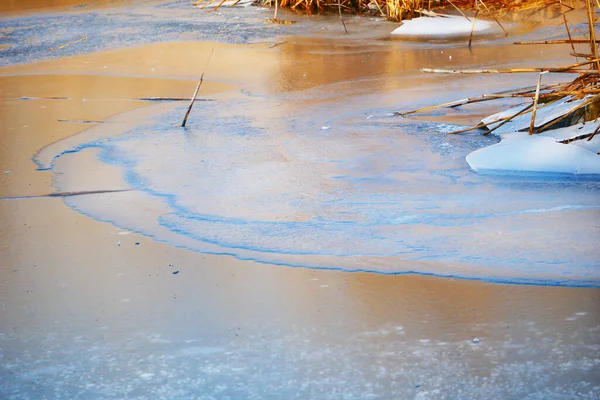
[63, 188, 600, 289]
[33, 130, 600, 289]
[469, 167, 600, 182]
[60, 197, 600, 289]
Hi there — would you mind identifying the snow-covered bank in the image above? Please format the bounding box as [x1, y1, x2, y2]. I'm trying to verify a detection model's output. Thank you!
[466, 98, 600, 177]
[391, 14, 502, 40]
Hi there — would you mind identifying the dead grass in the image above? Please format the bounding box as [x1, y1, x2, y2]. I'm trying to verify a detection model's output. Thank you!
[396, 0, 600, 146]
[258, 0, 563, 22]
[192, 0, 564, 22]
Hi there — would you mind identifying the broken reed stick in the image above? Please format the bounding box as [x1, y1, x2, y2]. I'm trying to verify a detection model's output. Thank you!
[558, 124, 600, 144]
[421, 67, 555, 74]
[181, 48, 214, 128]
[422, 60, 599, 74]
[396, 87, 557, 117]
[481, 103, 535, 136]
[514, 39, 600, 45]
[338, 0, 348, 34]
[198, 0, 217, 9]
[1, 189, 133, 201]
[212, 0, 229, 12]
[444, 102, 535, 135]
[585, 0, 600, 73]
[587, 122, 600, 142]
[559, 0, 578, 58]
[446, 122, 485, 135]
[529, 71, 548, 135]
[395, 96, 486, 116]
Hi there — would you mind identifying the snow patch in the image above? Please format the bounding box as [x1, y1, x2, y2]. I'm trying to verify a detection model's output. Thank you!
[466, 96, 600, 177]
[466, 131, 600, 176]
[391, 15, 500, 40]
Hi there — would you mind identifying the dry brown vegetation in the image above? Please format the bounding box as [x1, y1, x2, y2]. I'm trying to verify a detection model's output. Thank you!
[193, 0, 562, 22]
[398, 0, 600, 146]
[265, 0, 561, 22]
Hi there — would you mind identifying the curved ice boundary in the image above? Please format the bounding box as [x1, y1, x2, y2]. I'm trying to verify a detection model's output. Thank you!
[35, 98, 600, 287]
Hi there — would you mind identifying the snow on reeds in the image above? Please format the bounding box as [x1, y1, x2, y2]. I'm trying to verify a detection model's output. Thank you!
[396, 0, 600, 176]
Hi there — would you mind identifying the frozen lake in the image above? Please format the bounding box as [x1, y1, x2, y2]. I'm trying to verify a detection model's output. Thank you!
[1, 1, 599, 399]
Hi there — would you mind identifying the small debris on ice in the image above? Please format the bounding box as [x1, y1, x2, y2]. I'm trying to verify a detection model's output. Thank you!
[472, 338, 481, 344]
[117, 241, 121, 246]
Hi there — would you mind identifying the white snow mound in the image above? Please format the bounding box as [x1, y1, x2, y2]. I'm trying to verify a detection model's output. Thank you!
[466, 127, 600, 176]
[391, 15, 500, 40]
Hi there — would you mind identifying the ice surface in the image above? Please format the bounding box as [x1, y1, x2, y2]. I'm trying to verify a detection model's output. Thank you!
[39, 95, 600, 286]
[2, 321, 599, 400]
[391, 15, 500, 40]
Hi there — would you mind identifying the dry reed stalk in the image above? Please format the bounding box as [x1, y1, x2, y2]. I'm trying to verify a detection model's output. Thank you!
[338, 0, 348, 33]
[585, 0, 600, 72]
[559, 0, 577, 57]
[586, 123, 600, 141]
[480, 103, 535, 135]
[386, 0, 421, 22]
[422, 58, 599, 74]
[515, 39, 600, 45]
[182, 48, 214, 128]
[535, 94, 600, 132]
[446, 102, 535, 135]
[211, 0, 229, 12]
[558, 125, 600, 143]
[446, 0, 471, 20]
[477, 0, 507, 36]
[199, 0, 561, 23]
[529, 71, 549, 135]
[197, 0, 217, 9]
[468, 8, 479, 48]
[396, 84, 566, 116]
[396, 0, 600, 144]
